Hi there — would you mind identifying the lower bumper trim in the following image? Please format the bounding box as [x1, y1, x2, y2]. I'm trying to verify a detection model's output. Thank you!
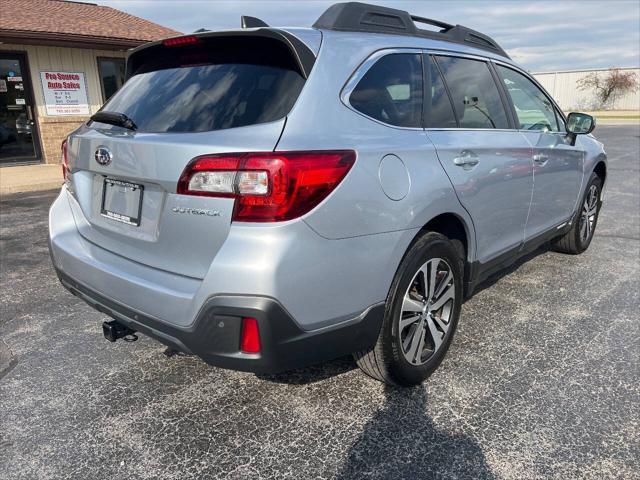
[56, 268, 384, 374]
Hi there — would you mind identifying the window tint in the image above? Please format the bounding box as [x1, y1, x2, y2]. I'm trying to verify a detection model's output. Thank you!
[97, 37, 305, 133]
[425, 57, 457, 128]
[434, 56, 509, 129]
[496, 65, 559, 131]
[98, 58, 125, 102]
[350, 53, 423, 128]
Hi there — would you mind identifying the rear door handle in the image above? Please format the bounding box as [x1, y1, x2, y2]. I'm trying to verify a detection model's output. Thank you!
[453, 151, 479, 170]
[533, 153, 549, 165]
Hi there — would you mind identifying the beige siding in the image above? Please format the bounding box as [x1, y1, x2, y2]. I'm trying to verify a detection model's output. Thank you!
[533, 68, 640, 111]
[0, 42, 126, 116]
[0, 43, 126, 163]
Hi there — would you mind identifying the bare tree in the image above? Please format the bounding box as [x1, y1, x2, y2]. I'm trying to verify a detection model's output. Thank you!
[577, 69, 639, 109]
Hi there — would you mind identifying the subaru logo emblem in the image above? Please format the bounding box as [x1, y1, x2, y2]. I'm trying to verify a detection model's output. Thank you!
[95, 146, 112, 166]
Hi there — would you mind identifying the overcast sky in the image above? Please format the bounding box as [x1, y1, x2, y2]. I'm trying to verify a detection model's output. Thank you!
[98, 0, 640, 72]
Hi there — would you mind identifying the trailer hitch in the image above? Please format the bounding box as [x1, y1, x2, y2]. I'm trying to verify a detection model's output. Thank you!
[102, 320, 138, 343]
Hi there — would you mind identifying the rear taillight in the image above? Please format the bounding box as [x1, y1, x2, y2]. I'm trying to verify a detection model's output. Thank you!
[61, 139, 69, 181]
[177, 150, 356, 222]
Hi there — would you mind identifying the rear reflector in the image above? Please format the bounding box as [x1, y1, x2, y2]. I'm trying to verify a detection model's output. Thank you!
[240, 317, 261, 354]
[177, 150, 356, 222]
[163, 36, 199, 47]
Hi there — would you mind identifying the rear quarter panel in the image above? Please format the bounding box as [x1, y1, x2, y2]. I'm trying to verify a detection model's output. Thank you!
[277, 31, 476, 259]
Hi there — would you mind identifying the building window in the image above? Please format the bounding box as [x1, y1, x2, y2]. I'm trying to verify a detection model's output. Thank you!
[97, 57, 125, 102]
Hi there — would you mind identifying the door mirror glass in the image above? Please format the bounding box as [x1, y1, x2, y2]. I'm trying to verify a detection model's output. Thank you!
[566, 112, 595, 135]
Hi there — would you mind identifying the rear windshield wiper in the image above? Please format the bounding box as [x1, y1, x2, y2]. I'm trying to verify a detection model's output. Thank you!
[90, 111, 137, 131]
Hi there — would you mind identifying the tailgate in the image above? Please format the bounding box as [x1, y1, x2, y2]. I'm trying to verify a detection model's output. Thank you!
[66, 121, 285, 279]
[61, 31, 315, 279]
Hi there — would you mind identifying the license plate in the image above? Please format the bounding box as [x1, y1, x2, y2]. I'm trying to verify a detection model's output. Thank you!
[101, 178, 144, 226]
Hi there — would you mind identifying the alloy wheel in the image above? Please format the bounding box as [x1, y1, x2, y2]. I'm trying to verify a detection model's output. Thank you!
[399, 258, 456, 365]
[579, 184, 599, 244]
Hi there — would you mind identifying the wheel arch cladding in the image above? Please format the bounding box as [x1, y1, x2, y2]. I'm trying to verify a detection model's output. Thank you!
[421, 213, 470, 262]
[594, 160, 606, 183]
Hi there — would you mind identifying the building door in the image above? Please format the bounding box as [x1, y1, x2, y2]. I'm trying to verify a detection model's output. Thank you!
[0, 53, 40, 164]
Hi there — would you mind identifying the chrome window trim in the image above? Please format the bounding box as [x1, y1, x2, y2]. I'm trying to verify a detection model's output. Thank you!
[340, 48, 425, 131]
[423, 49, 492, 63]
[424, 128, 520, 133]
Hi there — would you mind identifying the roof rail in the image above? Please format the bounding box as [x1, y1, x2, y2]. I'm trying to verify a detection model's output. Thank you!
[312, 2, 510, 59]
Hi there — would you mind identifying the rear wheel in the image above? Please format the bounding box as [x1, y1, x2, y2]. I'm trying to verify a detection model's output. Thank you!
[354, 232, 463, 386]
[552, 173, 602, 254]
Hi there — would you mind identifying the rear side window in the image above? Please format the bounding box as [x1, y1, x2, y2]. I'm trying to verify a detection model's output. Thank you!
[349, 53, 423, 128]
[496, 65, 559, 131]
[425, 57, 458, 128]
[434, 56, 509, 129]
[97, 37, 305, 133]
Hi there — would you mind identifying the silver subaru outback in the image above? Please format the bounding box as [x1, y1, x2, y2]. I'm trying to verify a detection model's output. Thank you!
[49, 2, 607, 386]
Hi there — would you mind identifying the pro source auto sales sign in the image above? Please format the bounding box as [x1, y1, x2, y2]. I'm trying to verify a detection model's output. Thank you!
[40, 71, 90, 116]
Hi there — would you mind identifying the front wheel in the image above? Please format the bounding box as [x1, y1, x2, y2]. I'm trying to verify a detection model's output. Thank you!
[354, 232, 463, 386]
[552, 173, 602, 254]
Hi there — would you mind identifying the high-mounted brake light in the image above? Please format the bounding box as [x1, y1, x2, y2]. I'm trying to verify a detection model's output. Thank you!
[177, 151, 356, 222]
[162, 36, 199, 47]
[61, 138, 69, 181]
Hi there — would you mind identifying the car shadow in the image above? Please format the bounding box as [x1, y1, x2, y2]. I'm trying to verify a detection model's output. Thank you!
[336, 384, 495, 479]
[256, 355, 356, 385]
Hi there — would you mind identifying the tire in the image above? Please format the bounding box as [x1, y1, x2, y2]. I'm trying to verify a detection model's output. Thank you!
[552, 173, 602, 255]
[354, 232, 463, 386]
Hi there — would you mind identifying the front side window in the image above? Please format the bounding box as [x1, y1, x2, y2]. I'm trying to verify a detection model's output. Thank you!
[496, 65, 559, 132]
[555, 108, 566, 132]
[97, 58, 125, 102]
[434, 56, 509, 129]
[349, 53, 423, 128]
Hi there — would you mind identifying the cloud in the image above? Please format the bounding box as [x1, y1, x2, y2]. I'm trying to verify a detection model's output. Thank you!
[96, 0, 640, 71]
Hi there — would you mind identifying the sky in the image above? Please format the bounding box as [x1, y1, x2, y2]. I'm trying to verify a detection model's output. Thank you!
[96, 0, 640, 72]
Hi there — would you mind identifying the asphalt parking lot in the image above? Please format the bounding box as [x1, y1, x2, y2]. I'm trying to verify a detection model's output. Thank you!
[1, 125, 639, 480]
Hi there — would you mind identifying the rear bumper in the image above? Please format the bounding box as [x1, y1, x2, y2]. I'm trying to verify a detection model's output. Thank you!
[48, 186, 388, 372]
[55, 267, 383, 373]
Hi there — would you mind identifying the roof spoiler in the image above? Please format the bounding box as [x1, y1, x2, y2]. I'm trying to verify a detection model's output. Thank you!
[313, 2, 510, 59]
[126, 29, 316, 79]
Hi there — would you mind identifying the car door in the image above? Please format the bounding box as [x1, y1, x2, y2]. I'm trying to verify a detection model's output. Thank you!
[425, 54, 534, 265]
[494, 64, 583, 239]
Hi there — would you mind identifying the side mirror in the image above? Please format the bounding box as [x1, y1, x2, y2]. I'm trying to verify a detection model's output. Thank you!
[566, 112, 596, 135]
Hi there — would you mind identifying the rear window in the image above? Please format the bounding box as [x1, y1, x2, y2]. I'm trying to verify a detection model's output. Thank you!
[96, 37, 305, 133]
